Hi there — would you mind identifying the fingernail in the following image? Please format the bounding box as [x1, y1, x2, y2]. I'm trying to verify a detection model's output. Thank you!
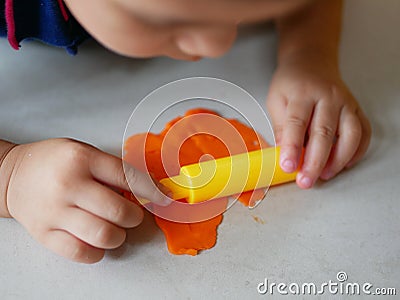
[281, 159, 296, 173]
[155, 194, 172, 206]
[161, 196, 172, 206]
[299, 175, 313, 189]
[155, 182, 173, 206]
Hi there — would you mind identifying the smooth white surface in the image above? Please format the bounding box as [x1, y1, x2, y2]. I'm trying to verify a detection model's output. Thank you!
[1, 0, 399, 299]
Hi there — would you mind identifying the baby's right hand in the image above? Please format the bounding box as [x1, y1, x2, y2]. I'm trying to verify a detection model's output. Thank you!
[1, 138, 169, 263]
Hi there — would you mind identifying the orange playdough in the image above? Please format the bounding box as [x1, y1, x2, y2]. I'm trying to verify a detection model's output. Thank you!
[123, 108, 269, 255]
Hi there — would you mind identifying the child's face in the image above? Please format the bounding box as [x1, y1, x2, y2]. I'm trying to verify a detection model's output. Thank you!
[87, 0, 311, 59]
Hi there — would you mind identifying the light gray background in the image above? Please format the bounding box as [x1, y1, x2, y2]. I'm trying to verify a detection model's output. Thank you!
[1, 0, 399, 299]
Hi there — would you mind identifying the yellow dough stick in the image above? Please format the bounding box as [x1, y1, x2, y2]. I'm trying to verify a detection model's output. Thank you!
[160, 146, 301, 204]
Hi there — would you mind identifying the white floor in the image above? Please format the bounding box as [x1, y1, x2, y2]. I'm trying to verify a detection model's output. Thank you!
[1, 0, 399, 299]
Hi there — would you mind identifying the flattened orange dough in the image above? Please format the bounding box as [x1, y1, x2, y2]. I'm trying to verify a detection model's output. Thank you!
[124, 108, 269, 255]
[155, 215, 223, 256]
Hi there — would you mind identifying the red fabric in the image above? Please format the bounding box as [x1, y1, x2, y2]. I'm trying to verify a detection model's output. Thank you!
[57, 0, 69, 21]
[5, 0, 18, 49]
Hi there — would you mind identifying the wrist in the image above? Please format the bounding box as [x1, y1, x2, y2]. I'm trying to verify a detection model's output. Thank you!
[275, 0, 343, 75]
[0, 141, 18, 218]
[277, 46, 340, 76]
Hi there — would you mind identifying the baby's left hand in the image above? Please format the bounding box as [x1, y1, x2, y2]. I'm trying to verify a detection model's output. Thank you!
[267, 52, 371, 189]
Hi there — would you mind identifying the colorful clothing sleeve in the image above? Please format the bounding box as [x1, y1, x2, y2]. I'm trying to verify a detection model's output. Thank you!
[0, 0, 89, 55]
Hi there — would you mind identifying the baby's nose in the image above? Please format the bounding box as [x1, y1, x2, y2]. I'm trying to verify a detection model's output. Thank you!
[176, 24, 237, 58]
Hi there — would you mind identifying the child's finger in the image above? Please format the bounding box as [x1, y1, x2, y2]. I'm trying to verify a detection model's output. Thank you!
[320, 107, 362, 179]
[60, 207, 127, 250]
[42, 229, 105, 264]
[266, 93, 287, 144]
[74, 181, 143, 228]
[279, 98, 314, 173]
[346, 109, 372, 168]
[297, 101, 339, 188]
[88, 150, 131, 190]
[123, 163, 172, 206]
[89, 151, 171, 206]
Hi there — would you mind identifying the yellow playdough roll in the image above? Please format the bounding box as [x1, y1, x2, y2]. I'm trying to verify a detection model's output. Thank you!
[160, 146, 301, 204]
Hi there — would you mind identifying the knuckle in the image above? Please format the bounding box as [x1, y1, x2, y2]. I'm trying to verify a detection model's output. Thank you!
[287, 115, 308, 130]
[62, 142, 90, 169]
[312, 125, 335, 140]
[281, 143, 303, 152]
[329, 84, 340, 98]
[48, 142, 90, 192]
[274, 124, 283, 134]
[273, 125, 284, 143]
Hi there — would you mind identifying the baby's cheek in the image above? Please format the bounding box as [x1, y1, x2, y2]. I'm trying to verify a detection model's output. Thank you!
[68, 0, 170, 58]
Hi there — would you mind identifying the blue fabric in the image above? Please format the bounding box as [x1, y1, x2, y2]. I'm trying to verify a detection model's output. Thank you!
[1, 0, 88, 55]
[0, 2, 6, 37]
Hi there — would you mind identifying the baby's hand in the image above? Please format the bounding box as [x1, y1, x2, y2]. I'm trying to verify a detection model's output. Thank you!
[2, 138, 169, 263]
[267, 52, 371, 189]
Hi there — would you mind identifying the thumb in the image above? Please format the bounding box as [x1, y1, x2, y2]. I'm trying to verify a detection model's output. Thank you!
[123, 163, 172, 206]
[88, 150, 171, 206]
